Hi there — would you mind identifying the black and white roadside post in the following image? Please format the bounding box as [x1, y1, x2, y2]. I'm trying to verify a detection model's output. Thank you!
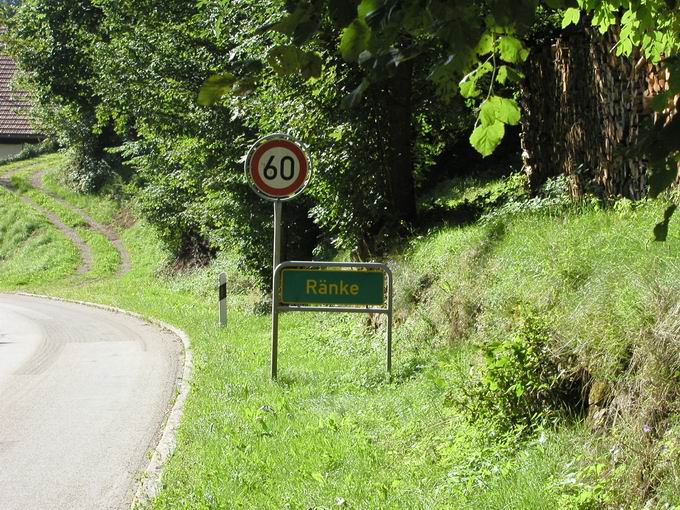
[218, 272, 227, 327]
[245, 134, 312, 379]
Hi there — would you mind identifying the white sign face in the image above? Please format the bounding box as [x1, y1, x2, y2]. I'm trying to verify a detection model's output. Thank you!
[246, 136, 311, 200]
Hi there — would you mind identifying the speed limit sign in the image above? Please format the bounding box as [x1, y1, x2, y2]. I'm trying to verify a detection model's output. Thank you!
[245, 134, 312, 201]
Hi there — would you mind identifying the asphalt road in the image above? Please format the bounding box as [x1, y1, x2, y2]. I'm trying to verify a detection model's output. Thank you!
[0, 294, 181, 510]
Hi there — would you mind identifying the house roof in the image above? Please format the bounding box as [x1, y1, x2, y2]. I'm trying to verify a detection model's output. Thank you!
[0, 53, 40, 141]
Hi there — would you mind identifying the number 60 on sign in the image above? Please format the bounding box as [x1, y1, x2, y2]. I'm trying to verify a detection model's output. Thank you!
[245, 134, 312, 201]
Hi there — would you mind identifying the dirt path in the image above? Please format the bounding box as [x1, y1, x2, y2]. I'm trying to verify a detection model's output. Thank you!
[31, 169, 131, 277]
[0, 172, 92, 275]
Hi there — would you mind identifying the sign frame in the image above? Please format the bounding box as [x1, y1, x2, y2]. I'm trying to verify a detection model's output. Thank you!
[279, 267, 386, 306]
[271, 261, 394, 379]
[245, 133, 312, 202]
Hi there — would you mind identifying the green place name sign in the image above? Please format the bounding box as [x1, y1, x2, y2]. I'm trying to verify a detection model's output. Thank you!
[280, 268, 386, 306]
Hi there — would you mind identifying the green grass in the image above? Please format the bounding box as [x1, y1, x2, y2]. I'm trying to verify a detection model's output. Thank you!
[0, 189, 80, 287]
[2, 157, 680, 508]
[40, 162, 120, 224]
[7, 161, 122, 280]
[0, 152, 63, 176]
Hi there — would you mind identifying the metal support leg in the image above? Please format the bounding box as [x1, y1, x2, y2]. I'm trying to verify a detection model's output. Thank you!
[386, 269, 393, 377]
[271, 200, 283, 379]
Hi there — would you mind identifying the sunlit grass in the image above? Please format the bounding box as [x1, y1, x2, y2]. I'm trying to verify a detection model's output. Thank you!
[0, 189, 80, 288]
[2, 157, 679, 508]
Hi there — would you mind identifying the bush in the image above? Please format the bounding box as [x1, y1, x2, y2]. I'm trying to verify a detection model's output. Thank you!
[453, 308, 585, 433]
[419, 172, 530, 225]
[65, 148, 113, 193]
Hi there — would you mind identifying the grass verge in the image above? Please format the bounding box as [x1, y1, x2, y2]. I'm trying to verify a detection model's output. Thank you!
[0, 188, 80, 288]
[2, 159, 679, 508]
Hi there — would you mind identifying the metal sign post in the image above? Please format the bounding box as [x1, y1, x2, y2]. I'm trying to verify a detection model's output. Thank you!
[245, 134, 395, 380]
[272, 261, 393, 379]
[270, 200, 282, 379]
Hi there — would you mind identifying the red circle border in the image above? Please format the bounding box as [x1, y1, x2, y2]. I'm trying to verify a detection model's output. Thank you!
[250, 140, 309, 198]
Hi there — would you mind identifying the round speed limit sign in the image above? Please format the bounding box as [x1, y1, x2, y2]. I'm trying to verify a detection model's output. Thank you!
[246, 134, 312, 201]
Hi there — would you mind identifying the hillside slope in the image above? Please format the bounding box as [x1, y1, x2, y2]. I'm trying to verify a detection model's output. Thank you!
[1, 156, 679, 509]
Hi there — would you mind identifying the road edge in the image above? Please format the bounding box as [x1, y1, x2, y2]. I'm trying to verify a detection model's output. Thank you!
[13, 292, 193, 509]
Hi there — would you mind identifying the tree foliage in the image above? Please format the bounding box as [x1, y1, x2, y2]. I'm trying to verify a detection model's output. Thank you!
[5, 0, 679, 282]
[204, 0, 680, 193]
[7, 0, 473, 280]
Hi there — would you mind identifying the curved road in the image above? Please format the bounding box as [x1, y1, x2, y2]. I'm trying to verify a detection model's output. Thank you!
[0, 294, 181, 510]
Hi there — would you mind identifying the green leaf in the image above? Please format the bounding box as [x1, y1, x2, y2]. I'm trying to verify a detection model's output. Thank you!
[496, 65, 509, 85]
[479, 101, 497, 126]
[197, 73, 237, 106]
[648, 157, 679, 198]
[358, 0, 382, 19]
[499, 36, 529, 64]
[270, 14, 300, 37]
[459, 62, 492, 99]
[299, 51, 322, 79]
[267, 45, 302, 75]
[481, 96, 521, 126]
[460, 78, 481, 99]
[470, 120, 505, 157]
[653, 204, 677, 242]
[266, 46, 322, 80]
[476, 33, 494, 56]
[496, 65, 525, 85]
[490, 96, 521, 125]
[562, 7, 581, 29]
[292, 18, 322, 45]
[340, 18, 371, 61]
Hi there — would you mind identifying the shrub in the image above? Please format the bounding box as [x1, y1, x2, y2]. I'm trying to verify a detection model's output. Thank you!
[453, 308, 585, 433]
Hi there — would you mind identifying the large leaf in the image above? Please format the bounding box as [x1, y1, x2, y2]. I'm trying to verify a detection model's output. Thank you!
[358, 0, 382, 18]
[197, 73, 237, 106]
[561, 7, 581, 28]
[498, 36, 529, 64]
[653, 204, 677, 242]
[483, 96, 521, 125]
[267, 45, 302, 75]
[299, 51, 322, 79]
[470, 120, 505, 157]
[496, 65, 524, 85]
[340, 18, 371, 61]
[458, 61, 493, 99]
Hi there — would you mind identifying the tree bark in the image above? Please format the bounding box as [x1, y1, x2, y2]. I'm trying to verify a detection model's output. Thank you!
[386, 59, 417, 223]
[520, 22, 652, 199]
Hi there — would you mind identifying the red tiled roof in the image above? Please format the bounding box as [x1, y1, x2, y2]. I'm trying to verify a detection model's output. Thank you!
[0, 54, 39, 140]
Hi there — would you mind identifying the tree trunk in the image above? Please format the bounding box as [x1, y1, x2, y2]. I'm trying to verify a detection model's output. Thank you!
[386, 59, 417, 223]
[520, 22, 652, 199]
